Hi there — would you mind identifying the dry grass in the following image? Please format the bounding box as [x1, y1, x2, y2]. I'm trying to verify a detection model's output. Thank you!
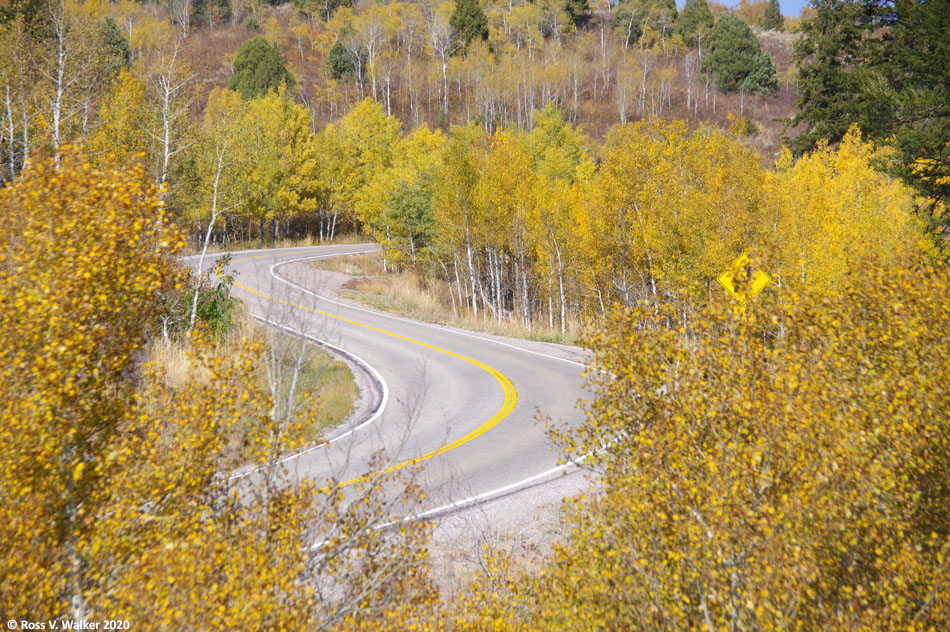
[145, 311, 258, 390]
[314, 253, 577, 345]
[145, 308, 358, 461]
[274, 332, 358, 444]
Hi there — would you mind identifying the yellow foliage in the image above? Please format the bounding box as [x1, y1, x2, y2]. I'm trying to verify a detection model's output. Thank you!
[86, 69, 150, 168]
[0, 150, 434, 627]
[354, 117, 931, 339]
[584, 120, 768, 307]
[518, 257, 950, 630]
[767, 126, 930, 291]
[0, 147, 185, 617]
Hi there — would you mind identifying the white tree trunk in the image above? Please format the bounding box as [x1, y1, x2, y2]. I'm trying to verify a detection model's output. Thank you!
[4, 87, 15, 183]
[466, 233, 478, 317]
[189, 143, 228, 330]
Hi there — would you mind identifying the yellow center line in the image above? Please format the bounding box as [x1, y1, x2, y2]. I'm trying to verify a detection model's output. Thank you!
[225, 251, 518, 487]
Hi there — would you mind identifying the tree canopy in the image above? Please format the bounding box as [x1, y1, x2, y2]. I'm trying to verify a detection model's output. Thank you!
[761, 0, 783, 30]
[792, 0, 950, 227]
[449, 0, 489, 50]
[227, 36, 295, 100]
[676, 0, 714, 46]
[564, 0, 590, 27]
[702, 13, 777, 94]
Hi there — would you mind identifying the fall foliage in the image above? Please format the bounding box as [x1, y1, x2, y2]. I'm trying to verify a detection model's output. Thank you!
[500, 255, 950, 630]
[0, 0, 795, 198]
[353, 119, 928, 339]
[0, 149, 433, 628]
[2, 0, 949, 629]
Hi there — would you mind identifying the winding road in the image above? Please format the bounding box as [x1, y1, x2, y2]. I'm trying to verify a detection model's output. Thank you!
[187, 244, 588, 517]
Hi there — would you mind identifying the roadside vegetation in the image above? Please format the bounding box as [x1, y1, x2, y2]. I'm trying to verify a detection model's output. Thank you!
[0, 152, 431, 627]
[1, 0, 948, 628]
[147, 310, 358, 456]
[455, 256, 950, 631]
[180, 231, 365, 255]
[315, 253, 575, 343]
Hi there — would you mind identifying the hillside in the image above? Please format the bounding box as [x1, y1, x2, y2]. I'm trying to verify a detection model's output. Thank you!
[3, 0, 950, 629]
[180, 2, 799, 160]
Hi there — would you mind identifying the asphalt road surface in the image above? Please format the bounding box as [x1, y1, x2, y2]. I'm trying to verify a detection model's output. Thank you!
[186, 244, 589, 517]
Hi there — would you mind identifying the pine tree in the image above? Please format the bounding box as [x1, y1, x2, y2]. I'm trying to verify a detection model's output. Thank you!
[701, 13, 776, 94]
[792, 0, 950, 221]
[761, 0, 783, 31]
[99, 17, 130, 75]
[227, 36, 295, 100]
[877, 0, 950, 216]
[564, 0, 591, 27]
[676, 0, 715, 47]
[449, 0, 489, 50]
[326, 25, 364, 80]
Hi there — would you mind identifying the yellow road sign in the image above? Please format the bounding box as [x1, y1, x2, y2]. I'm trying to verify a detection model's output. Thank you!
[717, 253, 771, 302]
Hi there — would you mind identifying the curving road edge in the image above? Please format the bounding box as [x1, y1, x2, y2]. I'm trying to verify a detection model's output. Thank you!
[186, 244, 591, 521]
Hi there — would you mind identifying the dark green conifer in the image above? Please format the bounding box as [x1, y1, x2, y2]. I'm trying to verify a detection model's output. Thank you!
[449, 0, 489, 50]
[701, 13, 776, 94]
[761, 0, 784, 31]
[792, 0, 950, 223]
[227, 36, 295, 100]
[564, 0, 590, 27]
[676, 0, 715, 46]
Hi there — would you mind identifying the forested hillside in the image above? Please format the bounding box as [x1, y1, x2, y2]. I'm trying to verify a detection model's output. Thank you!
[2, 0, 949, 628]
[0, 0, 796, 200]
[0, 0, 810, 332]
[11, 0, 797, 137]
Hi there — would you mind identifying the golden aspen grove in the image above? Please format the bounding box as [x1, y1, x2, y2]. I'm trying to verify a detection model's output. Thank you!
[1, 0, 949, 629]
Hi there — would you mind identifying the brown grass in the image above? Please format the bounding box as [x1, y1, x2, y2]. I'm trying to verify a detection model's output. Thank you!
[175, 2, 800, 166]
[145, 307, 358, 462]
[314, 253, 577, 345]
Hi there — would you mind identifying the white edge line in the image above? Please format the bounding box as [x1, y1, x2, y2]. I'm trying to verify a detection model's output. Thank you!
[308, 455, 591, 552]
[391, 435, 622, 527]
[214, 246, 597, 536]
[225, 314, 390, 482]
[308, 435, 623, 551]
[401, 456, 587, 522]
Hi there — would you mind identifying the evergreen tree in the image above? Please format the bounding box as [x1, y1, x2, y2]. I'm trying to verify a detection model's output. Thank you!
[876, 0, 950, 217]
[99, 17, 131, 76]
[194, 0, 231, 24]
[740, 49, 779, 94]
[449, 0, 489, 50]
[227, 36, 295, 100]
[790, 0, 879, 154]
[326, 25, 364, 80]
[0, 0, 46, 27]
[701, 13, 776, 94]
[761, 0, 784, 31]
[564, 0, 591, 27]
[675, 0, 715, 47]
[792, 0, 950, 223]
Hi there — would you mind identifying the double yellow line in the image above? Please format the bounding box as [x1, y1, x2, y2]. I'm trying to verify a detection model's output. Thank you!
[228, 251, 518, 487]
